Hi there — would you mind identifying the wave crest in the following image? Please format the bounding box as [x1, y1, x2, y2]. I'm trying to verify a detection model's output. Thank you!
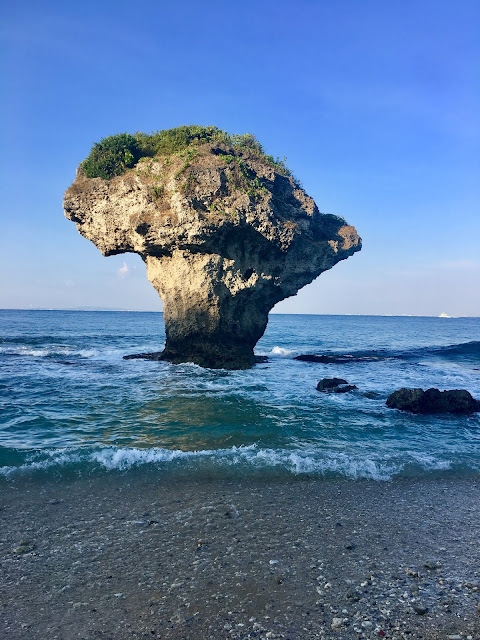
[0, 445, 462, 482]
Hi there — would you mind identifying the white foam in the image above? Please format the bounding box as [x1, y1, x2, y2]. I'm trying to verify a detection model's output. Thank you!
[0, 450, 83, 477]
[91, 445, 257, 470]
[84, 445, 399, 480]
[269, 346, 295, 357]
[239, 448, 395, 480]
[0, 346, 99, 358]
[406, 451, 452, 471]
[0, 445, 464, 482]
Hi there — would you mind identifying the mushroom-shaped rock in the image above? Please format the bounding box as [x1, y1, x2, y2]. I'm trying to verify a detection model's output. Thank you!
[64, 127, 362, 369]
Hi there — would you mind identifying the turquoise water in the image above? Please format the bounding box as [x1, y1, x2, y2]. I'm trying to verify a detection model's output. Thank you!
[1, 310, 479, 480]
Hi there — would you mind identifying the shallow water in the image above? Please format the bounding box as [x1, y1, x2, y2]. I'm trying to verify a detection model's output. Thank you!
[1, 310, 479, 480]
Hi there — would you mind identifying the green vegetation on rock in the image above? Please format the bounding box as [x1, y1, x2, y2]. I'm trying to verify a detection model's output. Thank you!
[81, 125, 292, 180]
[81, 133, 143, 180]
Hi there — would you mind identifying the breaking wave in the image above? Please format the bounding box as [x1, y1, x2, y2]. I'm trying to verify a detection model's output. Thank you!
[0, 444, 471, 482]
[0, 345, 100, 358]
[268, 346, 296, 357]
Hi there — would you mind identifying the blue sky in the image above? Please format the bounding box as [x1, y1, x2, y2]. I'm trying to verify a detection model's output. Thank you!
[1, 0, 479, 315]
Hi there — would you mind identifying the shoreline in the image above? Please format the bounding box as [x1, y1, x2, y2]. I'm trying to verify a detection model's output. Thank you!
[1, 474, 479, 639]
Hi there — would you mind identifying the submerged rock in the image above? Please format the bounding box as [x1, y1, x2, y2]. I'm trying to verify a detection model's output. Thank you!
[123, 352, 164, 361]
[333, 385, 357, 393]
[64, 127, 361, 369]
[316, 378, 357, 393]
[295, 354, 355, 364]
[362, 391, 381, 399]
[295, 354, 383, 364]
[386, 387, 480, 414]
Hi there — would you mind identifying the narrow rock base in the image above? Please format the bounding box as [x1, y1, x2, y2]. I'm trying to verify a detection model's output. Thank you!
[123, 351, 268, 368]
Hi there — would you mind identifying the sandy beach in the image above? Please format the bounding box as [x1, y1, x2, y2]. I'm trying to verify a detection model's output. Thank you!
[1, 473, 479, 639]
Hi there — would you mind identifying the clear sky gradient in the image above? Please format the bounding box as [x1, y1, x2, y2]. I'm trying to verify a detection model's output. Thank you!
[1, 0, 479, 315]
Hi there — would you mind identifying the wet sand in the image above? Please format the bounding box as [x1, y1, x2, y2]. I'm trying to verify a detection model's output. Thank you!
[1, 473, 479, 639]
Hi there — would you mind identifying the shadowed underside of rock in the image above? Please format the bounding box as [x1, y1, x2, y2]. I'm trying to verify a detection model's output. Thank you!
[64, 136, 361, 368]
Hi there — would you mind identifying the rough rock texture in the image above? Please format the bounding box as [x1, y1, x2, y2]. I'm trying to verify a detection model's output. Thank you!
[386, 388, 480, 414]
[64, 142, 361, 368]
[316, 378, 357, 393]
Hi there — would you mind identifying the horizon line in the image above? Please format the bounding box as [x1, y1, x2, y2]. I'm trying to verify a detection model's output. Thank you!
[1, 308, 479, 319]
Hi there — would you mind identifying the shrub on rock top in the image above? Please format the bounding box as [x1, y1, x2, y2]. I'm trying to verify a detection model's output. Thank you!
[81, 125, 293, 181]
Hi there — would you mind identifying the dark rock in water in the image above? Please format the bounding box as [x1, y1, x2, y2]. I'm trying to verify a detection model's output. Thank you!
[317, 377, 348, 390]
[316, 378, 357, 393]
[386, 388, 424, 411]
[64, 127, 361, 369]
[296, 354, 355, 363]
[333, 385, 358, 393]
[362, 391, 382, 399]
[123, 352, 163, 361]
[123, 351, 269, 366]
[295, 353, 385, 364]
[386, 387, 480, 414]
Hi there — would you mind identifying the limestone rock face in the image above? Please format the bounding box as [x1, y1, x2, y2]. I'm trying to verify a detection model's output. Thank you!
[64, 142, 361, 368]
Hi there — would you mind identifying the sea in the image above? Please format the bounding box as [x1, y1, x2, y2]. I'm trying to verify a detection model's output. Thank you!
[1, 310, 479, 482]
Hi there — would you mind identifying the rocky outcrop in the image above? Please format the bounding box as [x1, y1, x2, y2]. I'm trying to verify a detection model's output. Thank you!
[386, 388, 480, 414]
[64, 138, 361, 368]
[295, 354, 384, 363]
[316, 378, 357, 393]
[296, 354, 353, 363]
